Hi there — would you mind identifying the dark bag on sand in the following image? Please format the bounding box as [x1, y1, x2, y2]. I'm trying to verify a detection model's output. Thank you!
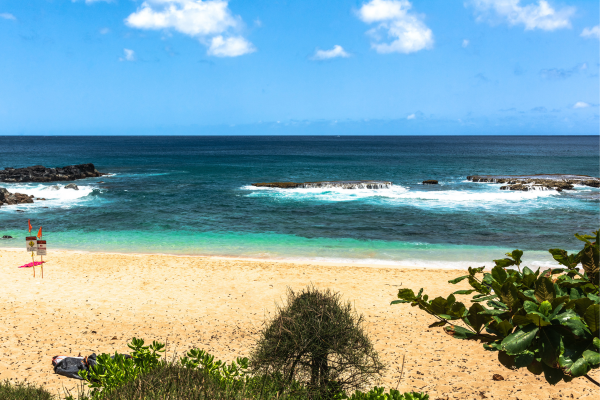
[52, 354, 97, 380]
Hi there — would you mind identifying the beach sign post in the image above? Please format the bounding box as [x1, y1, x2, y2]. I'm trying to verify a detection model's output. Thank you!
[36, 227, 45, 278]
[26, 236, 37, 277]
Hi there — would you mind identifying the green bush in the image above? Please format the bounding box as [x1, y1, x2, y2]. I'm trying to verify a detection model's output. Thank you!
[0, 380, 54, 400]
[250, 286, 385, 397]
[392, 231, 600, 386]
[335, 387, 428, 400]
[78, 337, 165, 397]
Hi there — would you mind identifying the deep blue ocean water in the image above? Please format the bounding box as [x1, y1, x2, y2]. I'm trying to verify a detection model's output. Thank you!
[0, 135, 598, 268]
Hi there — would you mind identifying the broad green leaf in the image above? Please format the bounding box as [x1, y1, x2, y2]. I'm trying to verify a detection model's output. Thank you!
[472, 294, 498, 302]
[496, 320, 514, 337]
[594, 337, 600, 349]
[501, 325, 538, 355]
[466, 303, 487, 332]
[391, 300, 409, 305]
[523, 301, 539, 313]
[526, 312, 551, 327]
[494, 258, 515, 269]
[468, 266, 485, 276]
[479, 309, 509, 316]
[492, 265, 508, 284]
[452, 289, 475, 295]
[548, 249, 579, 268]
[499, 281, 518, 310]
[468, 276, 485, 292]
[580, 244, 599, 279]
[582, 350, 600, 366]
[397, 289, 416, 301]
[566, 357, 589, 377]
[428, 320, 447, 328]
[430, 297, 448, 315]
[446, 294, 456, 307]
[523, 266, 534, 275]
[550, 296, 569, 311]
[540, 328, 562, 367]
[511, 250, 523, 265]
[448, 275, 469, 284]
[584, 304, 599, 334]
[575, 233, 593, 244]
[443, 325, 476, 340]
[514, 351, 535, 368]
[534, 277, 555, 303]
[539, 301, 552, 317]
[561, 316, 589, 337]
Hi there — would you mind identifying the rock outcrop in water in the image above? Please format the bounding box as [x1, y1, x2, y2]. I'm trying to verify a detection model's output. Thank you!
[252, 180, 392, 189]
[0, 163, 104, 183]
[423, 180, 438, 185]
[467, 174, 600, 192]
[0, 188, 34, 207]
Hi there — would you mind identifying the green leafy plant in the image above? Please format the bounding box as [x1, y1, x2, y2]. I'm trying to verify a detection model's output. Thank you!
[0, 380, 54, 400]
[78, 337, 166, 396]
[335, 387, 428, 400]
[392, 231, 600, 386]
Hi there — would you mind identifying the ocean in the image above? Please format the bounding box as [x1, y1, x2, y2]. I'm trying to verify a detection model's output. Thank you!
[0, 135, 598, 269]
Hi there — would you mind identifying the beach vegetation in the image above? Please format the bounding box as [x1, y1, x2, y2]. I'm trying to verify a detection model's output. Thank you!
[392, 230, 600, 386]
[0, 379, 54, 400]
[250, 286, 385, 397]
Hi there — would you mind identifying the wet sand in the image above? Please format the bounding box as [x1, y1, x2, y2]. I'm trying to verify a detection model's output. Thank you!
[0, 249, 597, 399]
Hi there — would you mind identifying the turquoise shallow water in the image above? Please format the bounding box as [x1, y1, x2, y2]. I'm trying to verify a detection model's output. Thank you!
[0, 136, 597, 268]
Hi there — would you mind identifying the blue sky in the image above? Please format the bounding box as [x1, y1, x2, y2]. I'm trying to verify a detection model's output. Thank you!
[0, 0, 598, 135]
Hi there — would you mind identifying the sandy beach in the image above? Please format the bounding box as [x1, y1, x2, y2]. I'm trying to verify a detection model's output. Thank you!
[0, 248, 598, 400]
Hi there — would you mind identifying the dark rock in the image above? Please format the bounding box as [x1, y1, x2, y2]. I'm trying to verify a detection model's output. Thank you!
[0, 163, 105, 183]
[64, 183, 79, 190]
[468, 174, 595, 192]
[16, 210, 24, 213]
[1, 235, 12, 239]
[252, 180, 392, 189]
[0, 188, 34, 206]
[422, 180, 438, 185]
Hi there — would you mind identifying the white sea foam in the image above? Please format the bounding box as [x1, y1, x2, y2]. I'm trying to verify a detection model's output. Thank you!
[0, 183, 100, 211]
[241, 184, 559, 208]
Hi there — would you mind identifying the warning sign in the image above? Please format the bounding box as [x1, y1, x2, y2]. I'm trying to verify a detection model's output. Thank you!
[26, 236, 37, 252]
[37, 240, 47, 256]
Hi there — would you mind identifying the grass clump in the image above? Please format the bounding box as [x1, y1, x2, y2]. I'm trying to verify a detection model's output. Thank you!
[0, 379, 54, 400]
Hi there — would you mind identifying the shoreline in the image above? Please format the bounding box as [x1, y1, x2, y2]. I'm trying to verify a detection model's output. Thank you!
[0, 246, 560, 271]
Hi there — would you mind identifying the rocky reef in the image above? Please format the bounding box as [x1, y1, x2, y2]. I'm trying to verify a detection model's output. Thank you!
[252, 180, 392, 189]
[422, 180, 438, 185]
[0, 163, 104, 183]
[467, 174, 600, 192]
[0, 188, 34, 207]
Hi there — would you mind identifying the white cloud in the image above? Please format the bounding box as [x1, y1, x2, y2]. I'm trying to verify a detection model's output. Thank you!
[357, 0, 433, 54]
[462, 39, 470, 47]
[125, 0, 254, 57]
[0, 13, 16, 20]
[119, 48, 136, 62]
[468, 0, 575, 31]
[312, 45, 350, 60]
[407, 113, 416, 119]
[208, 35, 255, 57]
[99, 27, 110, 34]
[573, 102, 590, 109]
[581, 25, 600, 39]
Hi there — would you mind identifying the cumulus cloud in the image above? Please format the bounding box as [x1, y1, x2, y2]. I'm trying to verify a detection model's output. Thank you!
[0, 13, 16, 20]
[467, 0, 575, 31]
[573, 102, 590, 109]
[312, 45, 350, 60]
[125, 0, 254, 57]
[208, 35, 255, 57]
[119, 48, 136, 61]
[357, 0, 433, 54]
[462, 39, 470, 47]
[407, 113, 416, 119]
[581, 25, 600, 39]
